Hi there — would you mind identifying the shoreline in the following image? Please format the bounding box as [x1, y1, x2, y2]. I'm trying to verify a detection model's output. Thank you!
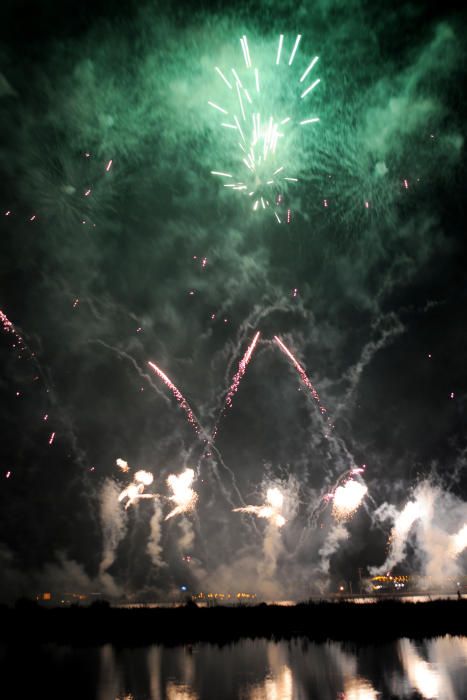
[1, 598, 466, 646]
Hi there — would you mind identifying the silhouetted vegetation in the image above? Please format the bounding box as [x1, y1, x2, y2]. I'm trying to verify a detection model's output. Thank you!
[1, 599, 466, 646]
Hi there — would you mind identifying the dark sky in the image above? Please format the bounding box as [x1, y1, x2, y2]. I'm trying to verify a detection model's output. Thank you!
[0, 0, 466, 601]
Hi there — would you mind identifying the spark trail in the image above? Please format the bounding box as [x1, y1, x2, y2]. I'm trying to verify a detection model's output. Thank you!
[274, 335, 332, 430]
[233, 487, 286, 528]
[1, 308, 29, 355]
[212, 331, 260, 440]
[148, 361, 201, 434]
[225, 331, 260, 408]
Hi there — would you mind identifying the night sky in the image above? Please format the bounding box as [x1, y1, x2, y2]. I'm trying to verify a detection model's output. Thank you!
[0, 0, 466, 602]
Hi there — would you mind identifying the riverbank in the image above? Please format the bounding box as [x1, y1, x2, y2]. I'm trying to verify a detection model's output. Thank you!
[1, 599, 466, 646]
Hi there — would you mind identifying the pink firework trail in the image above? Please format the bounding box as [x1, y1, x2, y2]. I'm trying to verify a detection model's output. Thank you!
[274, 335, 331, 424]
[212, 332, 260, 440]
[225, 331, 260, 408]
[148, 361, 200, 434]
[1, 308, 28, 355]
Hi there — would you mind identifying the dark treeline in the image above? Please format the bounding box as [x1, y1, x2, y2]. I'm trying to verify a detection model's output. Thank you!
[1, 599, 466, 646]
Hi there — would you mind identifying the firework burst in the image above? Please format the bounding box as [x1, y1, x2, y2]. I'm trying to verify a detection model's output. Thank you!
[165, 468, 198, 520]
[209, 35, 321, 221]
[331, 479, 368, 520]
[233, 487, 286, 527]
[116, 459, 156, 509]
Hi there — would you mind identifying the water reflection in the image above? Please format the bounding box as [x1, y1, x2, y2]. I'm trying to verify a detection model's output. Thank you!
[1, 635, 467, 699]
[398, 639, 441, 699]
[246, 644, 294, 699]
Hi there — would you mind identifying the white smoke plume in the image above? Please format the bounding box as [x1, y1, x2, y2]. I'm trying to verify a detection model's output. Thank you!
[371, 481, 467, 582]
[256, 523, 285, 598]
[98, 478, 127, 594]
[177, 516, 195, 552]
[318, 523, 349, 575]
[147, 499, 166, 569]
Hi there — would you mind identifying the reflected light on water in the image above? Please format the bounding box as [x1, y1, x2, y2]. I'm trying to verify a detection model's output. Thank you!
[343, 676, 379, 700]
[166, 681, 198, 700]
[246, 664, 293, 700]
[18, 635, 467, 700]
[399, 639, 440, 699]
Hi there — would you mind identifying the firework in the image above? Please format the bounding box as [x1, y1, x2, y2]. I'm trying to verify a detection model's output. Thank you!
[0, 308, 28, 354]
[225, 331, 260, 408]
[211, 331, 261, 442]
[116, 458, 130, 473]
[233, 487, 286, 527]
[165, 468, 198, 520]
[117, 460, 156, 509]
[274, 336, 331, 430]
[332, 479, 368, 520]
[148, 361, 201, 434]
[134, 470, 154, 486]
[209, 35, 321, 220]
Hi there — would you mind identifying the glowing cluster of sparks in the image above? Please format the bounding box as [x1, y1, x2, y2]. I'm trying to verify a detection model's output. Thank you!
[233, 487, 286, 528]
[209, 34, 321, 221]
[116, 460, 199, 520]
[165, 468, 199, 521]
[332, 479, 368, 520]
[117, 461, 156, 510]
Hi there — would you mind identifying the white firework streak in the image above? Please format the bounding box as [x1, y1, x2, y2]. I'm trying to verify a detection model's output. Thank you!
[233, 487, 286, 527]
[209, 34, 320, 220]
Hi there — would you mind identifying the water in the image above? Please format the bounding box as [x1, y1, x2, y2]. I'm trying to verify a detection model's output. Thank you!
[1, 636, 467, 699]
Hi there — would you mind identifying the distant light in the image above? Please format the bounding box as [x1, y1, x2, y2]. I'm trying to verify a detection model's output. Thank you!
[180, 585, 187, 592]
